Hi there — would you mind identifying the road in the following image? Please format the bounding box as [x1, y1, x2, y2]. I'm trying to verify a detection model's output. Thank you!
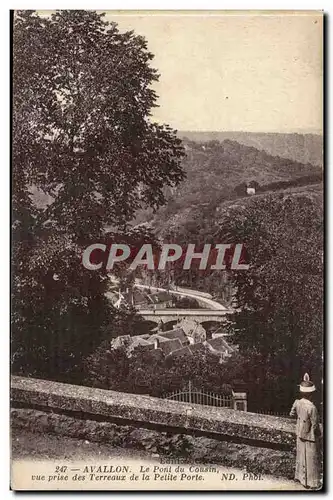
[11, 429, 303, 491]
[135, 283, 228, 311]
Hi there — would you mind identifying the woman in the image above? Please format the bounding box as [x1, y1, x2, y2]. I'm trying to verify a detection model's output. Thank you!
[289, 373, 322, 490]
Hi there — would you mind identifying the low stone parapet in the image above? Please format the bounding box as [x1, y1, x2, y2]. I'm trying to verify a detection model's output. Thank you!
[11, 376, 295, 449]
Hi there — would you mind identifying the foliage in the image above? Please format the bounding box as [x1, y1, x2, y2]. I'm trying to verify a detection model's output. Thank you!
[142, 138, 322, 299]
[171, 296, 199, 309]
[84, 343, 239, 397]
[12, 10, 185, 380]
[217, 194, 323, 412]
[258, 173, 323, 194]
[85, 190, 323, 414]
[151, 138, 321, 238]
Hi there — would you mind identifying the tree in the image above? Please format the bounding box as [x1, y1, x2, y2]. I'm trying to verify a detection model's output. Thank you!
[171, 296, 199, 309]
[234, 182, 247, 196]
[85, 340, 241, 398]
[12, 10, 185, 380]
[217, 194, 323, 412]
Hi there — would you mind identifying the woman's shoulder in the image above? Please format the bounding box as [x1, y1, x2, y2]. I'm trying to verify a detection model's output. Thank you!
[299, 397, 316, 409]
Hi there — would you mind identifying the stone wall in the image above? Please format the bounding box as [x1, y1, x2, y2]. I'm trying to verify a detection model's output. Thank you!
[11, 375, 296, 449]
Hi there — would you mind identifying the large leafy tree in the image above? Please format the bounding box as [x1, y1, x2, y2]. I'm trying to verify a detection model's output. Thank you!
[12, 10, 185, 380]
[217, 193, 323, 412]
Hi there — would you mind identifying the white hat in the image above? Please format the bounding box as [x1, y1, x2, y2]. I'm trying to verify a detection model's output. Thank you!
[299, 373, 316, 393]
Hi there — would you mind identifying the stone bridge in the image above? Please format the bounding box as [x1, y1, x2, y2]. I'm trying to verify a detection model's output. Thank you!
[137, 308, 234, 324]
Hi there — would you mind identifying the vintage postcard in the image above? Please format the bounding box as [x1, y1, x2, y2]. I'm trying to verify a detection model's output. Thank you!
[11, 10, 324, 491]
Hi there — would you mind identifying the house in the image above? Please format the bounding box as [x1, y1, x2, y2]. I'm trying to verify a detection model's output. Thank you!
[111, 335, 132, 349]
[110, 323, 237, 363]
[148, 333, 170, 343]
[111, 332, 185, 359]
[111, 335, 154, 357]
[167, 342, 207, 360]
[158, 338, 183, 356]
[246, 180, 259, 196]
[176, 318, 206, 343]
[128, 336, 155, 353]
[168, 346, 193, 359]
[204, 337, 237, 362]
[147, 333, 183, 355]
[158, 328, 188, 344]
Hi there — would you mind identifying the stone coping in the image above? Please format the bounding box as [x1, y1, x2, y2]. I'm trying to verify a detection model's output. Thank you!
[11, 376, 296, 448]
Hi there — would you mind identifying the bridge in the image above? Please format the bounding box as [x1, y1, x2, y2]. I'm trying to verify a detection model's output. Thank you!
[108, 277, 234, 323]
[137, 308, 233, 324]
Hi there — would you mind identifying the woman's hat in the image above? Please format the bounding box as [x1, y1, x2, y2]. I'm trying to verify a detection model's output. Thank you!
[299, 373, 316, 393]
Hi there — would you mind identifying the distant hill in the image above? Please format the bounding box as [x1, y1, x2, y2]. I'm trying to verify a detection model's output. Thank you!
[29, 136, 323, 242]
[138, 138, 323, 237]
[178, 131, 323, 167]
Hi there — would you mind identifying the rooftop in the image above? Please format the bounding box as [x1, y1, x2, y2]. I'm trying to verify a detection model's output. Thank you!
[157, 328, 188, 343]
[159, 338, 183, 356]
[168, 346, 193, 358]
[206, 337, 236, 354]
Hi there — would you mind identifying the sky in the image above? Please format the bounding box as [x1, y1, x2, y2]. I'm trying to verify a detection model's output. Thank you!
[104, 11, 323, 133]
[37, 10, 323, 134]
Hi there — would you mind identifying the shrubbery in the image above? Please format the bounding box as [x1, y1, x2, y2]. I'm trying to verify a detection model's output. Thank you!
[84, 344, 243, 398]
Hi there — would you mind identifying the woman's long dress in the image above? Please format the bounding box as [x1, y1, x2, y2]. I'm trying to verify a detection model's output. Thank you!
[290, 398, 321, 489]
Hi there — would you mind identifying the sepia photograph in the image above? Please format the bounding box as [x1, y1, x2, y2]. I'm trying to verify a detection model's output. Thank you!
[11, 9, 324, 491]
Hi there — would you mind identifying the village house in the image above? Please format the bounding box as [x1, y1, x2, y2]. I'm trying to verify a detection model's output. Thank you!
[204, 336, 238, 363]
[111, 323, 237, 362]
[176, 318, 206, 343]
[246, 186, 256, 195]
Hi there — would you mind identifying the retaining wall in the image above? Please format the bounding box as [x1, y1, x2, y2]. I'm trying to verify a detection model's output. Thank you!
[11, 376, 299, 478]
